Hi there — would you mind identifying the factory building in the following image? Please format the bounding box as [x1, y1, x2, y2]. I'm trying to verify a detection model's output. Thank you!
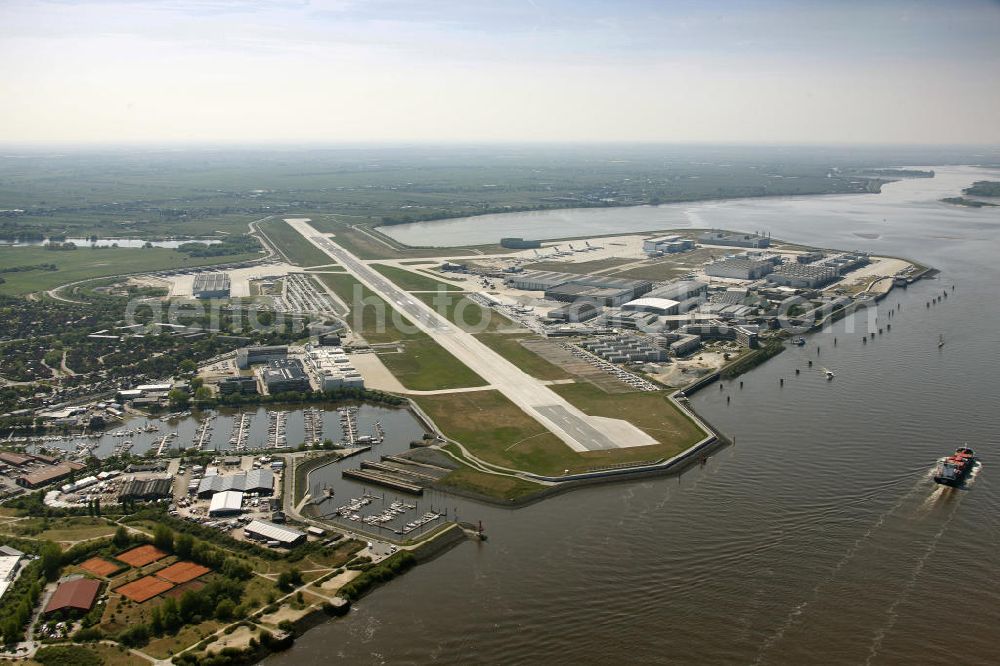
[236, 345, 288, 369]
[16, 461, 85, 489]
[505, 271, 576, 291]
[647, 280, 708, 301]
[118, 477, 173, 502]
[500, 237, 542, 249]
[262, 358, 311, 394]
[546, 283, 637, 307]
[243, 519, 306, 546]
[218, 376, 259, 395]
[643, 235, 695, 255]
[507, 272, 651, 305]
[192, 273, 231, 299]
[680, 322, 760, 348]
[0, 452, 32, 467]
[705, 258, 775, 280]
[621, 297, 680, 316]
[668, 334, 702, 357]
[197, 469, 274, 499]
[581, 336, 667, 363]
[698, 230, 770, 248]
[547, 301, 601, 323]
[605, 311, 659, 330]
[767, 264, 839, 289]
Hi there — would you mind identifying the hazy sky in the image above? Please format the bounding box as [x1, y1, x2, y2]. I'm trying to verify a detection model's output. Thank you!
[2, 0, 999, 144]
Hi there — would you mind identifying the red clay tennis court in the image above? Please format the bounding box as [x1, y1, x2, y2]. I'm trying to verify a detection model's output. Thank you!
[155, 561, 211, 584]
[115, 575, 176, 603]
[116, 544, 168, 568]
[79, 557, 120, 577]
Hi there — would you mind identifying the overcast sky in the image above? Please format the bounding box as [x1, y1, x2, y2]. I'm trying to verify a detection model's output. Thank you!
[1, 0, 999, 144]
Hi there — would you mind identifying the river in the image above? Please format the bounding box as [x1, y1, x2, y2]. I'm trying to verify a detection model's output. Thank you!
[265, 166, 1000, 665]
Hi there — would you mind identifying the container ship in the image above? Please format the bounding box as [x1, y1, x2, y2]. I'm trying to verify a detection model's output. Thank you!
[933, 447, 976, 487]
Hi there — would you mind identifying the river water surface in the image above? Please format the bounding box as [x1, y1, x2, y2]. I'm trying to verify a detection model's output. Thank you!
[266, 166, 1000, 665]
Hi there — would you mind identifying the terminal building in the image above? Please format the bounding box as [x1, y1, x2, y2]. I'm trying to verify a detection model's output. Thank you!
[698, 230, 771, 248]
[192, 273, 231, 299]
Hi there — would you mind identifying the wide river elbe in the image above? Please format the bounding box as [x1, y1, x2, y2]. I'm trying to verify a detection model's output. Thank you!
[265, 166, 1000, 665]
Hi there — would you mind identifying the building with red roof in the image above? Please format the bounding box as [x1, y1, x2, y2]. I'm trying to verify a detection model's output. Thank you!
[44, 578, 101, 615]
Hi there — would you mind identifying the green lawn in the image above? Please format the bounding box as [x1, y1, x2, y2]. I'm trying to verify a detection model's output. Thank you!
[317, 273, 485, 390]
[0, 246, 260, 295]
[436, 464, 545, 501]
[380, 338, 486, 391]
[371, 264, 461, 292]
[257, 218, 334, 267]
[474, 332, 572, 380]
[415, 386, 706, 477]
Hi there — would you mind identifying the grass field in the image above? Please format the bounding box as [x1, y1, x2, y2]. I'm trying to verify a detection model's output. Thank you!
[371, 264, 461, 292]
[257, 218, 334, 267]
[473, 332, 572, 380]
[436, 464, 545, 501]
[317, 272, 485, 390]
[415, 385, 706, 477]
[0, 515, 117, 543]
[0, 246, 261, 295]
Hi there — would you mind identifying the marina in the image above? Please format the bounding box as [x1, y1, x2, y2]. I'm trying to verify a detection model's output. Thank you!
[18, 404, 425, 461]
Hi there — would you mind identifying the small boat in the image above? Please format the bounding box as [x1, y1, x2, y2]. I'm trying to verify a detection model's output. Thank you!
[938, 334, 945, 348]
[792, 337, 806, 346]
[934, 447, 976, 487]
[824, 369, 835, 380]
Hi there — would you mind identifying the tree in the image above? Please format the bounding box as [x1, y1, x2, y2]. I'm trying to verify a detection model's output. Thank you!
[39, 541, 62, 581]
[167, 389, 189, 409]
[277, 569, 303, 592]
[113, 526, 129, 548]
[175, 533, 194, 560]
[161, 597, 181, 633]
[194, 386, 212, 402]
[178, 359, 197, 374]
[149, 606, 163, 636]
[215, 599, 235, 622]
[153, 524, 174, 553]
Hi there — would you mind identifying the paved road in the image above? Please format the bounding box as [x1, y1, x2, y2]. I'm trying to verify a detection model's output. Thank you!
[284, 219, 656, 452]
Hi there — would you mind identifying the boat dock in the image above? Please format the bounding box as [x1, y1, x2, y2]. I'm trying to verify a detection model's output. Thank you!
[342, 468, 424, 494]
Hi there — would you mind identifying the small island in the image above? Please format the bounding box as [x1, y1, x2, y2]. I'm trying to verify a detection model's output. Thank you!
[962, 180, 1000, 197]
[940, 196, 999, 208]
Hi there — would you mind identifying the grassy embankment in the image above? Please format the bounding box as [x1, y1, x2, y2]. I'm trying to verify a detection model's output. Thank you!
[416, 383, 705, 478]
[317, 273, 485, 391]
[0, 246, 261, 296]
[256, 218, 336, 267]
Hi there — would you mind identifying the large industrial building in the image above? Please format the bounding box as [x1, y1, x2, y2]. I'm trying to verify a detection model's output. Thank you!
[580, 336, 668, 362]
[218, 376, 259, 395]
[262, 358, 311, 394]
[192, 273, 231, 299]
[197, 468, 274, 499]
[16, 461, 85, 489]
[208, 490, 245, 517]
[621, 297, 680, 316]
[647, 280, 708, 301]
[118, 477, 173, 502]
[507, 271, 652, 306]
[705, 257, 775, 280]
[643, 235, 695, 255]
[698, 230, 771, 248]
[680, 322, 760, 348]
[243, 519, 306, 546]
[236, 345, 288, 369]
[767, 264, 839, 289]
[547, 301, 601, 323]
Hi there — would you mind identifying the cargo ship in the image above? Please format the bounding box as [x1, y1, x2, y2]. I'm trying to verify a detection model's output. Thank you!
[933, 447, 976, 487]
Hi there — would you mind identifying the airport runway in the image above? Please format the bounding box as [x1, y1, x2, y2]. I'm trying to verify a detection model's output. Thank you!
[283, 218, 657, 453]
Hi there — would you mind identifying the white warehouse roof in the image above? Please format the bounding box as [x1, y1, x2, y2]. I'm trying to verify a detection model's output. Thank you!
[244, 519, 305, 544]
[621, 297, 680, 314]
[209, 490, 244, 515]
